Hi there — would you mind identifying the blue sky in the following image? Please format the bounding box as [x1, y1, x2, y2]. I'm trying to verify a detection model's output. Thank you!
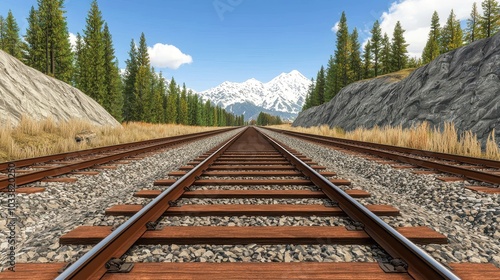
[0, 0, 479, 91]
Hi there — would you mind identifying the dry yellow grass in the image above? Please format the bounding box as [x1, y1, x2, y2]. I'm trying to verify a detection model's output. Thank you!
[271, 122, 500, 160]
[0, 116, 221, 162]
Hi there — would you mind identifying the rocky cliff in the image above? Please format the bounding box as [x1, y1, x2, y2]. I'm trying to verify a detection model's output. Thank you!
[0, 50, 120, 127]
[293, 32, 500, 144]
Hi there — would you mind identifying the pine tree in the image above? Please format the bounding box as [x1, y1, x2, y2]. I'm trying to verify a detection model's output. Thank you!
[370, 20, 382, 77]
[134, 33, 152, 121]
[422, 11, 441, 64]
[166, 78, 178, 123]
[0, 16, 5, 50]
[153, 72, 167, 123]
[302, 78, 315, 111]
[466, 2, 481, 42]
[440, 9, 463, 53]
[73, 33, 84, 88]
[334, 12, 350, 92]
[324, 56, 336, 101]
[133, 66, 148, 122]
[24, 6, 43, 70]
[312, 67, 326, 106]
[123, 39, 138, 122]
[363, 40, 373, 79]
[179, 83, 189, 125]
[349, 28, 362, 82]
[380, 33, 391, 74]
[390, 21, 408, 72]
[80, 0, 105, 103]
[196, 95, 204, 126]
[2, 11, 22, 59]
[479, 0, 500, 38]
[204, 100, 212, 126]
[102, 23, 123, 121]
[148, 69, 164, 123]
[407, 57, 423, 68]
[36, 0, 73, 83]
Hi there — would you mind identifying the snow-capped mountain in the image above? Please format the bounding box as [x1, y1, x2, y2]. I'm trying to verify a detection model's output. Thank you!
[199, 70, 311, 120]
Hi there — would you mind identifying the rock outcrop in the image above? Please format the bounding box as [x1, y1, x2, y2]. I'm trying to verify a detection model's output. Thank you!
[0, 50, 120, 127]
[293, 32, 500, 144]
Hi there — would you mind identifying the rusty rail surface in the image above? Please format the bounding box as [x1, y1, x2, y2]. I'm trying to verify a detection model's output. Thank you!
[266, 128, 500, 185]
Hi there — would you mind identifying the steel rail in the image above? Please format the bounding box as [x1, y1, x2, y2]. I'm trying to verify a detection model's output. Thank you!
[56, 127, 246, 280]
[258, 128, 460, 280]
[0, 128, 233, 171]
[266, 128, 500, 185]
[0, 128, 235, 190]
[267, 128, 500, 169]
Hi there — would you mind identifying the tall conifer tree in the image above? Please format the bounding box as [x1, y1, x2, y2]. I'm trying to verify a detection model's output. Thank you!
[80, 0, 105, 103]
[422, 11, 441, 63]
[479, 0, 500, 38]
[324, 56, 336, 101]
[363, 40, 373, 79]
[36, 0, 73, 82]
[440, 10, 463, 53]
[349, 28, 362, 82]
[0, 16, 5, 50]
[334, 12, 350, 92]
[24, 6, 43, 69]
[466, 3, 481, 42]
[380, 33, 391, 75]
[102, 23, 123, 120]
[313, 67, 326, 106]
[179, 84, 189, 125]
[390, 21, 408, 71]
[370, 20, 382, 76]
[123, 39, 138, 121]
[2, 11, 22, 59]
[166, 78, 178, 123]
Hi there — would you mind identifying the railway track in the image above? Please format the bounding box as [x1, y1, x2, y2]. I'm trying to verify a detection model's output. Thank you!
[1, 127, 499, 279]
[0, 128, 233, 192]
[266, 128, 500, 193]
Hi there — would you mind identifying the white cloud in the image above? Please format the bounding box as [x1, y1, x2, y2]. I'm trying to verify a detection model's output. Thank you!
[147, 43, 193, 69]
[331, 21, 340, 33]
[370, 0, 480, 57]
[68, 32, 77, 51]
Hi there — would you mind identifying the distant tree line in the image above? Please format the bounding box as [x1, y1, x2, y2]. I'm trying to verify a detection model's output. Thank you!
[256, 112, 283, 126]
[0, 0, 244, 126]
[302, 0, 500, 112]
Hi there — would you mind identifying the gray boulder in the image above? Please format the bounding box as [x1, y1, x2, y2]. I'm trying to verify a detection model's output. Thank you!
[0, 50, 120, 127]
[293, 32, 500, 145]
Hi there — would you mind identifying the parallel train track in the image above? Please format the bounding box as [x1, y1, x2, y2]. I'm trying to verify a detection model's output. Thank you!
[0, 128, 233, 191]
[267, 128, 500, 192]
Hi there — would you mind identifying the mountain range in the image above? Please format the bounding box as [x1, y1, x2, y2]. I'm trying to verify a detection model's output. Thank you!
[198, 70, 311, 121]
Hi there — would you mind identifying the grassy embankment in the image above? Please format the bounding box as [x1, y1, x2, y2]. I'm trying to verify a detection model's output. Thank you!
[0, 116, 221, 162]
[271, 123, 500, 161]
